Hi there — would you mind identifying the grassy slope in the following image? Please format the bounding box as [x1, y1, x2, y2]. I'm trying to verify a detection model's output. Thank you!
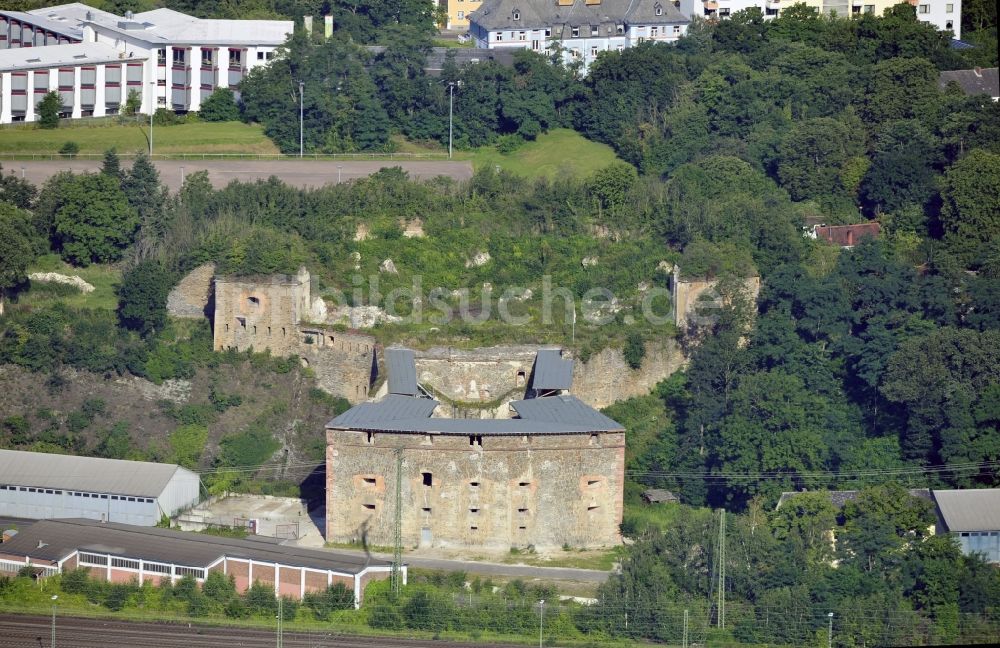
[0, 120, 278, 155]
[21, 254, 122, 311]
[469, 128, 621, 179]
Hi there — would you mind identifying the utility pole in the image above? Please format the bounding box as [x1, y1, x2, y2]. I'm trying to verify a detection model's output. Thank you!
[717, 509, 726, 629]
[448, 82, 455, 160]
[827, 612, 834, 648]
[538, 599, 545, 648]
[298, 81, 304, 158]
[276, 596, 283, 648]
[50, 595, 57, 648]
[682, 608, 689, 648]
[391, 447, 404, 595]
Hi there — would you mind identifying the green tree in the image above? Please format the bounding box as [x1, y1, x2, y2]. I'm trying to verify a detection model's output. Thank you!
[775, 116, 865, 201]
[53, 173, 138, 265]
[623, 332, 645, 370]
[37, 91, 61, 129]
[940, 149, 1000, 266]
[198, 87, 240, 121]
[588, 162, 637, 212]
[839, 483, 936, 572]
[101, 148, 123, 181]
[117, 259, 175, 335]
[168, 423, 208, 468]
[123, 152, 168, 242]
[0, 204, 37, 315]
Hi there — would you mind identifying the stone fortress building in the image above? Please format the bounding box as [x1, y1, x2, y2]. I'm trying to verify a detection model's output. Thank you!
[211, 267, 377, 403]
[326, 348, 626, 550]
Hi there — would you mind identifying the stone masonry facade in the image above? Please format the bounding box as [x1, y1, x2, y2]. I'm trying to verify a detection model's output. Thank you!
[326, 428, 625, 551]
[212, 268, 376, 403]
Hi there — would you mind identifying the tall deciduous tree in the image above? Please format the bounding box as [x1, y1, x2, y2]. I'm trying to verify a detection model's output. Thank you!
[940, 149, 1000, 266]
[36, 91, 61, 129]
[117, 259, 175, 336]
[52, 173, 138, 265]
[0, 203, 36, 315]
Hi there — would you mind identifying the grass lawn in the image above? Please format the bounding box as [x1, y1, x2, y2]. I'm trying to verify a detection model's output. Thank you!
[468, 128, 622, 180]
[16, 255, 121, 311]
[0, 120, 278, 155]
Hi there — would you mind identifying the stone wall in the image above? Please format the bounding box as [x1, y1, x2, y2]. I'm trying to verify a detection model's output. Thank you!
[166, 263, 216, 319]
[672, 265, 761, 330]
[572, 340, 686, 410]
[409, 342, 684, 412]
[326, 429, 624, 550]
[211, 269, 376, 404]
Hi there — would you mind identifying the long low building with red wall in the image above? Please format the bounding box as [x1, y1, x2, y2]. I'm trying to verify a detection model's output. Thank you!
[0, 518, 399, 606]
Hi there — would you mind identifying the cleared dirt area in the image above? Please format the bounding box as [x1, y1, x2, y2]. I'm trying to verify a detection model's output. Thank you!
[10, 159, 474, 191]
[177, 494, 326, 547]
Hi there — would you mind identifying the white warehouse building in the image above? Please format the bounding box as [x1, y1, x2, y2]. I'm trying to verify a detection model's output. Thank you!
[0, 2, 292, 124]
[0, 449, 201, 526]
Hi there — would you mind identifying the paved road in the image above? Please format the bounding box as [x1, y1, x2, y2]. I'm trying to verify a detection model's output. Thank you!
[5, 159, 474, 192]
[0, 614, 521, 648]
[314, 547, 612, 583]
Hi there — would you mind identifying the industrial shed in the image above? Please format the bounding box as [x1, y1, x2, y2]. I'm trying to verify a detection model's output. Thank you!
[0, 449, 200, 526]
[0, 519, 396, 605]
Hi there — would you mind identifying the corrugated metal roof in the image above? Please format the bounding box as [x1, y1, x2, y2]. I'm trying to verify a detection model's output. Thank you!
[386, 348, 418, 396]
[0, 449, 191, 498]
[2, 519, 389, 574]
[511, 395, 622, 431]
[532, 349, 574, 391]
[934, 489, 1000, 533]
[329, 394, 439, 428]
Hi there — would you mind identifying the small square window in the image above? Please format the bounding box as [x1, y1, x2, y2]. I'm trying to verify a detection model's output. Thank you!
[422, 472, 433, 487]
[363, 503, 375, 510]
[422, 507, 432, 514]
[945, 2, 954, 11]
[571, 27, 579, 37]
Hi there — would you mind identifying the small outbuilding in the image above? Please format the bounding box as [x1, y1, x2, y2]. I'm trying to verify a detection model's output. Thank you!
[642, 489, 680, 504]
[0, 449, 200, 526]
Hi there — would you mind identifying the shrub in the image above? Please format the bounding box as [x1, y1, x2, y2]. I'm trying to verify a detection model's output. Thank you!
[169, 424, 208, 468]
[37, 91, 61, 129]
[199, 88, 240, 122]
[624, 332, 645, 370]
[494, 134, 524, 154]
[58, 141, 80, 158]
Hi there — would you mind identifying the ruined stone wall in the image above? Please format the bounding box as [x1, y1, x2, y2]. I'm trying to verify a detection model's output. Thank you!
[572, 340, 686, 410]
[414, 346, 541, 405]
[326, 429, 624, 550]
[166, 263, 216, 319]
[213, 274, 306, 354]
[672, 267, 761, 330]
[411, 343, 684, 412]
[212, 271, 376, 404]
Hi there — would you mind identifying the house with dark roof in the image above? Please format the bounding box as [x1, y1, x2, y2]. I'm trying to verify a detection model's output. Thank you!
[0, 518, 395, 605]
[326, 348, 625, 550]
[939, 67, 999, 101]
[469, 0, 689, 71]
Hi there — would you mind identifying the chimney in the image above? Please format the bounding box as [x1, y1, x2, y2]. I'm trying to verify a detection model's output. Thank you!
[324, 15, 333, 38]
[303, 15, 313, 34]
[974, 67, 982, 77]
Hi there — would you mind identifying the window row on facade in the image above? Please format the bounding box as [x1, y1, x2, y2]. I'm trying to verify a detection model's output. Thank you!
[0, 484, 154, 503]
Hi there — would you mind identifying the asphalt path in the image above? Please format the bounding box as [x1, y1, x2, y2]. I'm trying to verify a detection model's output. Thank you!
[0, 614, 522, 648]
[5, 159, 474, 192]
[317, 548, 611, 583]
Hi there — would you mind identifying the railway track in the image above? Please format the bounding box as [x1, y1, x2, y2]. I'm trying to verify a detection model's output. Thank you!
[0, 614, 522, 648]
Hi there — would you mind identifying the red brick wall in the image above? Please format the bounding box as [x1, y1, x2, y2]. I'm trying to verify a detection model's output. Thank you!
[304, 570, 328, 594]
[278, 565, 301, 598]
[226, 559, 250, 592]
[108, 568, 137, 584]
[252, 562, 275, 588]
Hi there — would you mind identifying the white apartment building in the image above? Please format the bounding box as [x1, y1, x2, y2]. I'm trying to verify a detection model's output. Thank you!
[0, 3, 292, 124]
[469, 0, 690, 72]
[676, 0, 961, 38]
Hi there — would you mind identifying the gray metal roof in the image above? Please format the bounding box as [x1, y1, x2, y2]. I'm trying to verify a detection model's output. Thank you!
[0, 449, 192, 498]
[2, 519, 390, 574]
[386, 348, 419, 396]
[532, 349, 574, 391]
[330, 417, 608, 435]
[933, 489, 1000, 533]
[328, 393, 621, 435]
[511, 395, 622, 431]
[938, 68, 1000, 98]
[471, 0, 689, 31]
[0, 42, 147, 73]
[329, 394, 439, 428]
